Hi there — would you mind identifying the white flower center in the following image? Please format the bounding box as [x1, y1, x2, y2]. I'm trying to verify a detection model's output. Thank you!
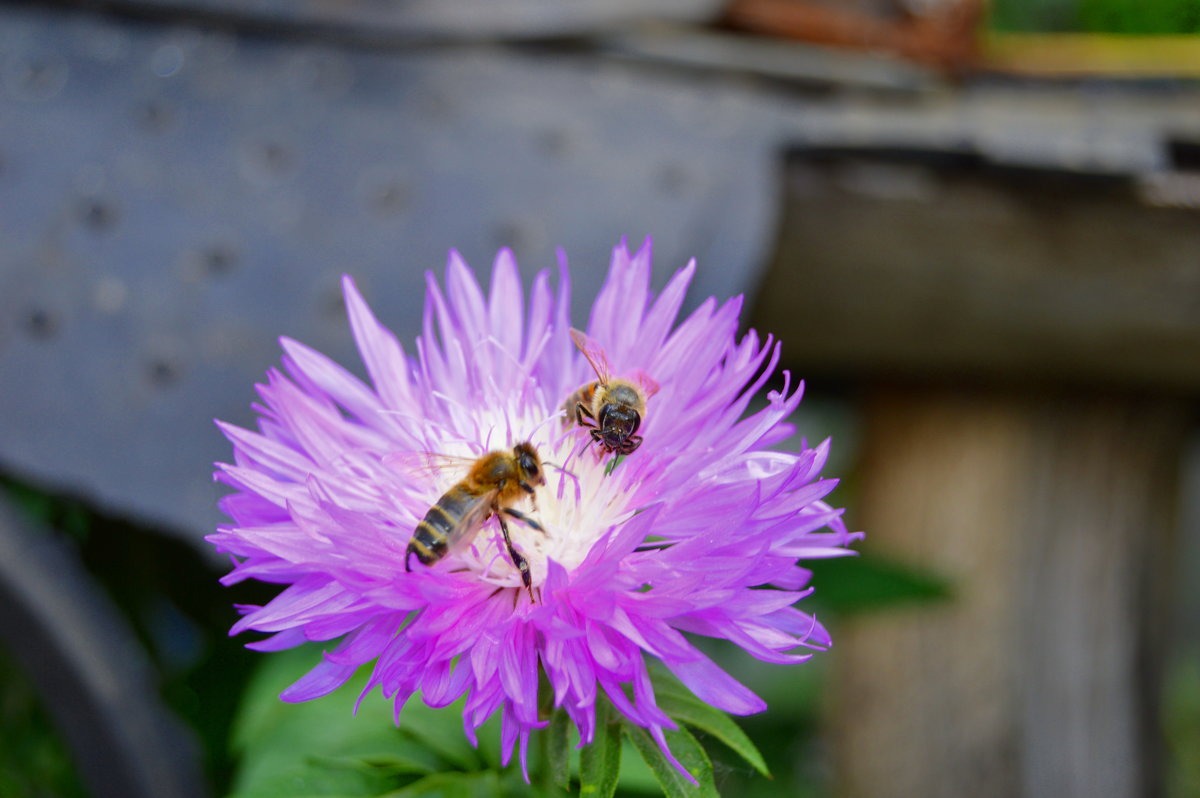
[421, 403, 634, 590]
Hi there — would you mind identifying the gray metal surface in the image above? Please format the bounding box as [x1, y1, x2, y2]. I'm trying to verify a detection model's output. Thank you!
[91, 0, 724, 39]
[3, 4, 1200, 548]
[0, 5, 780, 544]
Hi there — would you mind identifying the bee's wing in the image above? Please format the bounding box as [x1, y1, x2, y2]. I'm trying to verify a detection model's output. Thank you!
[443, 490, 496, 552]
[630, 369, 660, 398]
[383, 451, 476, 480]
[570, 328, 613, 386]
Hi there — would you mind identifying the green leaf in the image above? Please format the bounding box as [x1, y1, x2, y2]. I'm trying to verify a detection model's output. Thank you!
[624, 723, 719, 798]
[542, 707, 572, 791]
[226, 758, 402, 798]
[394, 702, 482, 773]
[313, 749, 443, 778]
[807, 553, 953, 616]
[653, 691, 769, 779]
[646, 661, 771, 778]
[380, 771, 501, 798]
[578, 700, 621, 798]
[229, 646, 486, 796]
[603, 455, 625, 476]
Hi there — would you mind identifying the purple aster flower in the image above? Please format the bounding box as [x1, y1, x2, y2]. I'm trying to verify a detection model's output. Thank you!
[209, 240, 858, 781]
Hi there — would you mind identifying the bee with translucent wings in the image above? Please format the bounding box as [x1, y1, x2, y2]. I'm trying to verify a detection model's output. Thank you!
[562, 328, 660, 456]
[400, 443, 546, 601]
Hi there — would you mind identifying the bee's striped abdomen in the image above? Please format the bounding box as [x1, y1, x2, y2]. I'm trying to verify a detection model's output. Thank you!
[407, 485, 477, 567]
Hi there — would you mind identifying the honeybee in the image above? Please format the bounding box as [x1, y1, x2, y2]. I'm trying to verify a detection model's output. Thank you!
[563, 328, 660, 456]
[404, 442, 546, 601]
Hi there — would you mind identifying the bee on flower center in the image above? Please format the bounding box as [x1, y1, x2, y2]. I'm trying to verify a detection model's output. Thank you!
[405, 442, 546, 601]
[562, 328, 659, 456]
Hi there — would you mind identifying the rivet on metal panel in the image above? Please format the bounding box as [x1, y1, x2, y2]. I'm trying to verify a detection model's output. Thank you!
[145, 356, 182, 388]
[23, 307, 58, 340]
[240, 140, 295, 185]
[179, 244, 238, 283]
[491, 218, 545, 259]
[534, 128, 577, 159]
[2, 54, 69, 102]
[77, 196, 119, 233]
[358, 172, 410, 216]
[202, 245, 238, 277]
[135, 99, 177, 134]
[319, 283, 347, 321]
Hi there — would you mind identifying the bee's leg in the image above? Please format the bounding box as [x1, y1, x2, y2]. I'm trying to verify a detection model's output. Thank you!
[502, 506, 545, 534]
[495, 510, 535, 602]
[576, 403, 596, 428]
[517, 480, 539, 512]
[619, 436, 643, 455]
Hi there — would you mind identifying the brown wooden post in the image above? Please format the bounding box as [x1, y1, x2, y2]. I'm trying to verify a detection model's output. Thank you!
[831, 388, 1185, 798]
[752, 146, 1200, 798]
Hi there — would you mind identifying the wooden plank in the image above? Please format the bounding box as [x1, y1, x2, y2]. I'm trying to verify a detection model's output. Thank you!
[830, 388, 1184, 798]
[755, 153, 1200, 391]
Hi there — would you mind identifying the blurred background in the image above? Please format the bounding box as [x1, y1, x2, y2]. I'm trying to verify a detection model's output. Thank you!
[1, 0, 1199, 796]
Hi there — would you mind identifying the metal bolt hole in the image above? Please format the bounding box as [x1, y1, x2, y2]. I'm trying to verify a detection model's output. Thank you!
[259, 142, 292, 175]
[203, 246, 237, 276]
[24, 309, 58, 339]
[146, 358, 180, 387]
[137, 100, 175, 133]
[366, 181, 409, 215]
[78, 197, 119, 233]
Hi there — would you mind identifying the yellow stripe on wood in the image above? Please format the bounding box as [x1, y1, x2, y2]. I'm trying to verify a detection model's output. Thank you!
[984, 33, 1200, 77]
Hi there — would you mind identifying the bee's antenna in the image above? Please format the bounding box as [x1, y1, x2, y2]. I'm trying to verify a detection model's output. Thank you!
[555, 438, 589, 504]
[542, 461, 576, 478]
[524, 410, 562, 442]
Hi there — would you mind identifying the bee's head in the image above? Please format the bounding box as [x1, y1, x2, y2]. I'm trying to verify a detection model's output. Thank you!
[513, 442, 545, 486]
[599, 405, 641, 443]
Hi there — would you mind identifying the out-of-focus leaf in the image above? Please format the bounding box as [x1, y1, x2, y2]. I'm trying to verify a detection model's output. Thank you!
[230, 646, 487, 797]
[0, 648, 87, 798]
[393, 700, 483, 773]
[807, 553, 952, 615]
[312, 750, 441, 778]
[1165, 649, 1200, 798]
[380, 770, 501, 798]
[624, 723, 719, 798]
[226, 759, 401, 798]
[579, 699, 621, 798]
[542, 706, 572, 790]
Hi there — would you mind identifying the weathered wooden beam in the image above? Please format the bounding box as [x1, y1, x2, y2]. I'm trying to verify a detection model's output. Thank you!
[755, 152, 1200, 392]
[829, 388, 1185, 798]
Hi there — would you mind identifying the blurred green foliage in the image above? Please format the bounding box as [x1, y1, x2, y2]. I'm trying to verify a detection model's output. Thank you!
[1166, 650, 1200, 798]
[0, 648, 87, 798]
[992, 0, 1200, 32]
